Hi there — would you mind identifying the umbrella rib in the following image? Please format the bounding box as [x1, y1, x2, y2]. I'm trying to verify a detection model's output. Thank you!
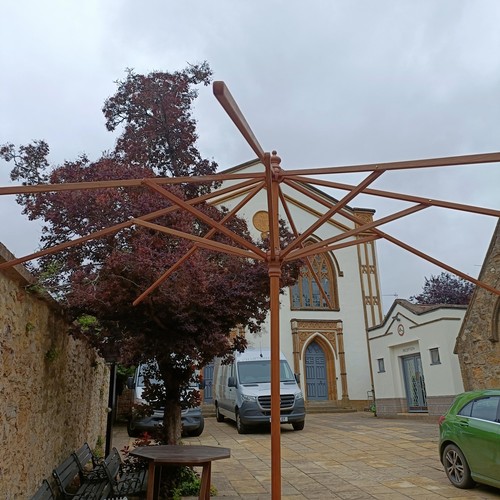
[281, 169, 384, 258]
[284, 177, 500, 295]
[213, 81, 265, 161]
[278, 189, 335, 309]
[0, 177, 263, 270]
[287, 175, 500, 218]
[286, 204, 429, 261]
[142, 179, 267, 259]
[283, 234, 382, 260]
[132, 180, 266, 306]
[285, 151, 500, 176]
[0, 171, 265, 196]
[132, 219, 265, 261]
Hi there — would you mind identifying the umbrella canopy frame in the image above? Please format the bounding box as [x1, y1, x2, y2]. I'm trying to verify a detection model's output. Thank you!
[1, 81, 500, 499]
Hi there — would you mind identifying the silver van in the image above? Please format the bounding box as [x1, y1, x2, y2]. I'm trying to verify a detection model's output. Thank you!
[213, 348, 305, 434]
[126, 362, 204, 437]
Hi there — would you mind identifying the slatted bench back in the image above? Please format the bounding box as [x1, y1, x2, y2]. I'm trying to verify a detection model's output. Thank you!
[74, 443, 95, 472]
[31, 479, 55, 500]
[52, 454, 80, 496]
[103, 448, 122, 481]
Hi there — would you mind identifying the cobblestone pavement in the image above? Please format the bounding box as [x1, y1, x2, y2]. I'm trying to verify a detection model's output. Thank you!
[113, 412, 500, 499]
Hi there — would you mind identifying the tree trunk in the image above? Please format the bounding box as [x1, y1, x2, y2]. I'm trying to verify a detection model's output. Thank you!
[162, 399, 182, 445]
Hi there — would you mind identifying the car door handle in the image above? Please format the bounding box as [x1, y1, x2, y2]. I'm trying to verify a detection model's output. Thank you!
[459, 421, 469, 427]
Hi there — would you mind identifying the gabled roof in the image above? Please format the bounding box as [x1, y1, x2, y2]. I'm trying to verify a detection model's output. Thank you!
[369, 298, 467, 331]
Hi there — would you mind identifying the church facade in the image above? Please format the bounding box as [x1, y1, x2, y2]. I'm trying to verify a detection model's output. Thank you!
[208, 158, 384, 408]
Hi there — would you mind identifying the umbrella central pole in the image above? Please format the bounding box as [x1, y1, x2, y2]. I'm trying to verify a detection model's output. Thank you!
[268, 257, 282, 499]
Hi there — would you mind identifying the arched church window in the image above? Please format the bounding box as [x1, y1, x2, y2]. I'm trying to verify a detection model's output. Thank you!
[290, 248, 338, 310]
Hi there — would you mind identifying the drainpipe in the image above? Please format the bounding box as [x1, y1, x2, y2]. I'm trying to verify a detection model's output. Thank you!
[105, 362, 117, 457]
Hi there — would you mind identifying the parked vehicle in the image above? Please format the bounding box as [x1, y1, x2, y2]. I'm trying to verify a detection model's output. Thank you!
[439, 389, 500, 489]
[213, 348, 305, 434]
[126, 362, 204, 438]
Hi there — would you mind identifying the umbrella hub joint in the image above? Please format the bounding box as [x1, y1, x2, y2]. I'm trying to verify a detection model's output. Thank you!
[266, 250, 282, 277]
[270, 150, 284, 182]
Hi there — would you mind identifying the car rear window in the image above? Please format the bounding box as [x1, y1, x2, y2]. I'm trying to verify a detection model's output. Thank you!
[458, 401, 473, 417]
[458, 396, 500, 422]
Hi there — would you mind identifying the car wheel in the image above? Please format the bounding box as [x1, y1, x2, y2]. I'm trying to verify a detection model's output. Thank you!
[442, 443, 475, 489]
[188, 418, 205, 437]
[292, 421, 305, 431]
[216, 405, 225, 423]
[127, 419, 139, 438]
[235, 410, 248, 434]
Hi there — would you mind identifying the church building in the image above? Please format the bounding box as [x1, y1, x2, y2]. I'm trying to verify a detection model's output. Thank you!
[207, 157, 384, 409]
[455, 219, 500, 389]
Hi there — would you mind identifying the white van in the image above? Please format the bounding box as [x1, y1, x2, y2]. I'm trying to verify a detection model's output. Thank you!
[213, 348, 305, 434]
[126, 362, 204, 437]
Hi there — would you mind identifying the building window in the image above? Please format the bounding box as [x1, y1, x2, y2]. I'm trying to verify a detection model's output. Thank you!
[430, 348, 441, 365]
[290, 243, 338, 310]
[377, 358, 385, 373]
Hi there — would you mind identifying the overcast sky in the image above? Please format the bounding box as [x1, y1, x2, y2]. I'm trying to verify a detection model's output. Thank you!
[1, 1, 499, 313]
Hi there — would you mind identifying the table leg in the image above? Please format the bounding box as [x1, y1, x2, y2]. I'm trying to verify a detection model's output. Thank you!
[199, 462, 211, 500]
[146, 461, 156, 500]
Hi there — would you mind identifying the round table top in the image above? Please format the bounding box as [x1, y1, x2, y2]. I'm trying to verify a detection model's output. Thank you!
[130, 445, 231, 464]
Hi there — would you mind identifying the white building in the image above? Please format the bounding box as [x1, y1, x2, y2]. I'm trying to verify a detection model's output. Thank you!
[206, 158, 384, 409]
[368, 299, 465, 418]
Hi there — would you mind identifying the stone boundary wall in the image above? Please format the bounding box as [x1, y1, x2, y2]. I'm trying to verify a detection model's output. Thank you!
[0, 243, 109, 499]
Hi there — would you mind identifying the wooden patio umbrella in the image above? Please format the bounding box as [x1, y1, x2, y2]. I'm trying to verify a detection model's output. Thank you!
[1, 81, 500, 499]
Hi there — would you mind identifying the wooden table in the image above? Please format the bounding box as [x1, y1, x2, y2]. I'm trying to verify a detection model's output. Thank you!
[130, 445, 230, 500]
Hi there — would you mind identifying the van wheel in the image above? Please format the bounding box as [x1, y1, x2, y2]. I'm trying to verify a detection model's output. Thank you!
[216, 405, 225, 423]
[292, 421, 305, 431]
[236, 411, 248, 434]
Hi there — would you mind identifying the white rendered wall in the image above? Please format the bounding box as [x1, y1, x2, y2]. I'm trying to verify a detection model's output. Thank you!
[369, 303, 465, 402]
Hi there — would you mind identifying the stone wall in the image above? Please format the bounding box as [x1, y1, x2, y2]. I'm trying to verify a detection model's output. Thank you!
[455, 220, 500, 390]
[0, 243, 110, 499]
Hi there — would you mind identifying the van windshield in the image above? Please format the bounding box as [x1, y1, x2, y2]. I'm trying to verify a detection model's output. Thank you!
[137, 364, 199, 389]
[237, 360, 295, 384]
[137, 370, 160, 388]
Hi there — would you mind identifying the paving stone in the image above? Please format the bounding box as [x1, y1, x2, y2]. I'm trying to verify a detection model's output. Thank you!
[113, 412, 500, 499]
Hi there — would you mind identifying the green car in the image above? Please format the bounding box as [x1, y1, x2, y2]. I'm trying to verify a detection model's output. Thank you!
[439, 389, 500, 489]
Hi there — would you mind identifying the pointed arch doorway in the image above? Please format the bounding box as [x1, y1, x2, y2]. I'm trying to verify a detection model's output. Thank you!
[291, 319, 347, 402]
[305, 342, 328, 400]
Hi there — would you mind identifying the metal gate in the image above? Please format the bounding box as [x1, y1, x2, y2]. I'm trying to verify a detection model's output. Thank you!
[203, 362, 214, 402]
[305, 342, 328, 400]
[402, 354, 427, 412]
